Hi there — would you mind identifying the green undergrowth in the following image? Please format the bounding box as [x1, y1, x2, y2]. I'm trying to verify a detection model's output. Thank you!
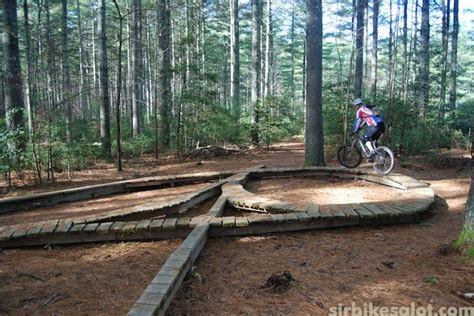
[454, 229, 474, 259]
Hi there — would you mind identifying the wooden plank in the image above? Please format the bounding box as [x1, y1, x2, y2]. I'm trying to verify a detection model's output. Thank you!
[136, 220, 152, 231]
[96, 222, 114, 234]
[83, 223, 100, 233]
[109, 222, 126, 233]
[149, 219, 164, 230]
[361, 203, 389, 218]
[55, 221, 74, 234]
[235, 217, 249, 227]
[162, 218, 178, 230]
[328, 205, 347, 220]
[39, 220, 59, 236]
[319, 205, 335, 220]
[338, 204, 360, 220]
[26, 223, 46, 237]
[350, 203, 374, 219]
[176, 217, 191, 229]
[121, 221, 139, 234]
[295, 212, 311, 222]
[69, 223, 86, 233]
[222, 216, 236, 228]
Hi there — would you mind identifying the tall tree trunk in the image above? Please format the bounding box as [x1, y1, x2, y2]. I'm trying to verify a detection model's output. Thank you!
[131, 0, 144, 137]
[305, 0, 324, 166]
[113, 0, 123, 171]
[230, 0, 240, 117]
[302, 39, 306, 107]
[251, 0, 262, 144]
[290, 0, 296, 113]
[370, 0, 379, 100]
[2, 0, 26, 158]
[388, 0, 393, 71]
[439, 0, 450, 119]
[449, 0, 458, 114]
[62, 0, 73, 177]
[354, 0, 365, 97]
[23, 0, 35, 139]
[77, 0, 88, 118]
[402, 0, 408, 105]
[45, 0, 55, 180]
[264, 0, 273, 100]
[418, 0, 429, 116]
[158, 0, 172, 149]
[98, 0, 112, 157]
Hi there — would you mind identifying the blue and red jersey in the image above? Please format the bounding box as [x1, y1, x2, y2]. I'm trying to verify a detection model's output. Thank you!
[352, 106, 383, 132]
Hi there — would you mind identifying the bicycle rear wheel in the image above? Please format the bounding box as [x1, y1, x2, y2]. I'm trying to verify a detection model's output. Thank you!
[337, 144, 362, 168]
[372, 146, 395, 175]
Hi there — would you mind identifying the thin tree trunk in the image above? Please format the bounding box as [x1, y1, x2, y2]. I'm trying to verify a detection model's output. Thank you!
[113, 0, 123, 171]
[388, 0, 393, 71]
[354, 0, 365, 97]
[305, 0, 324, 166]
[23, 0, 35, 140]
[449, 0, 458, 115]
[290, 0, 296, 113]
[2, 0, 26, 159]
[402, 0, 408, 105]
[131, 0, 143, 137]
[370, 0, 379, 100]
[45, 0, 55, 180]
[439, 0, 450, 119]
[98, 0, 112, 157]
[251, 0, 262, 144]
[77, 0, 88, 118]
[62, 0, 73, 178]
[418, 0, 429, 116]
[230, 0, 240, 117]
[158, 0, 172, 149]
[264, 0, 273, 100]
[302, 39, 306, 107]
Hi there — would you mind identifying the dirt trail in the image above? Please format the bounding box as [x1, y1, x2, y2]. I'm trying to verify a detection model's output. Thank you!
[0, 138, 472, 314]
[0, 240, 180, 314]
[0, 182, 213, 226]
[169, 175, 473, 314]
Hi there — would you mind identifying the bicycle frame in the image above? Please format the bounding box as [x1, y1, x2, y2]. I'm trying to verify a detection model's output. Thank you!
[351, 135, 376, 158]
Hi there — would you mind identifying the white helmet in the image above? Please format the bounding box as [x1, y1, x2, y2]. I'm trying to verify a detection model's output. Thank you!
[352, 98, 363, 106]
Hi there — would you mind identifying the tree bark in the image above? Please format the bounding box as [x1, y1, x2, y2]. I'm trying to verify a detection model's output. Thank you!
[112, 0, 123, 171]
[370, 0, 379, 100]
[230, 0, 240, 117]
[23, 0, 35, 139]
[417, 0, 430, 116]
[98, 0, 112, 157]
[449, 0, 458, 114]
[402, 0, 408, 105]
[62, 0, 73, 177]
[290, 0, 296, 113]
[2, 0, 26, 156]
[251, 0, 262, 144]
[354, 0, 365, 97]
[158, 0, 172, 149]
[264, 0, 273, 100]
[77, 0, 88, 118]
[439, 0, 450, 119]
[305, 0, 325, 166]
[131, 0, 144, 137]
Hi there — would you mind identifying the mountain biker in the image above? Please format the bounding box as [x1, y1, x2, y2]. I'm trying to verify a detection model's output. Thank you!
[352, 98, 385, 157]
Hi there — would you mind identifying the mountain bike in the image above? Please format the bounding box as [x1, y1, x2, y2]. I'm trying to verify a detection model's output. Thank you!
[337, 131, 395, 175]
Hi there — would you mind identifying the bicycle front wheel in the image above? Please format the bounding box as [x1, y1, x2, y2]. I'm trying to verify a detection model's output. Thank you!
[337, 144, 362, 168]
[372, 146, 395, 175]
